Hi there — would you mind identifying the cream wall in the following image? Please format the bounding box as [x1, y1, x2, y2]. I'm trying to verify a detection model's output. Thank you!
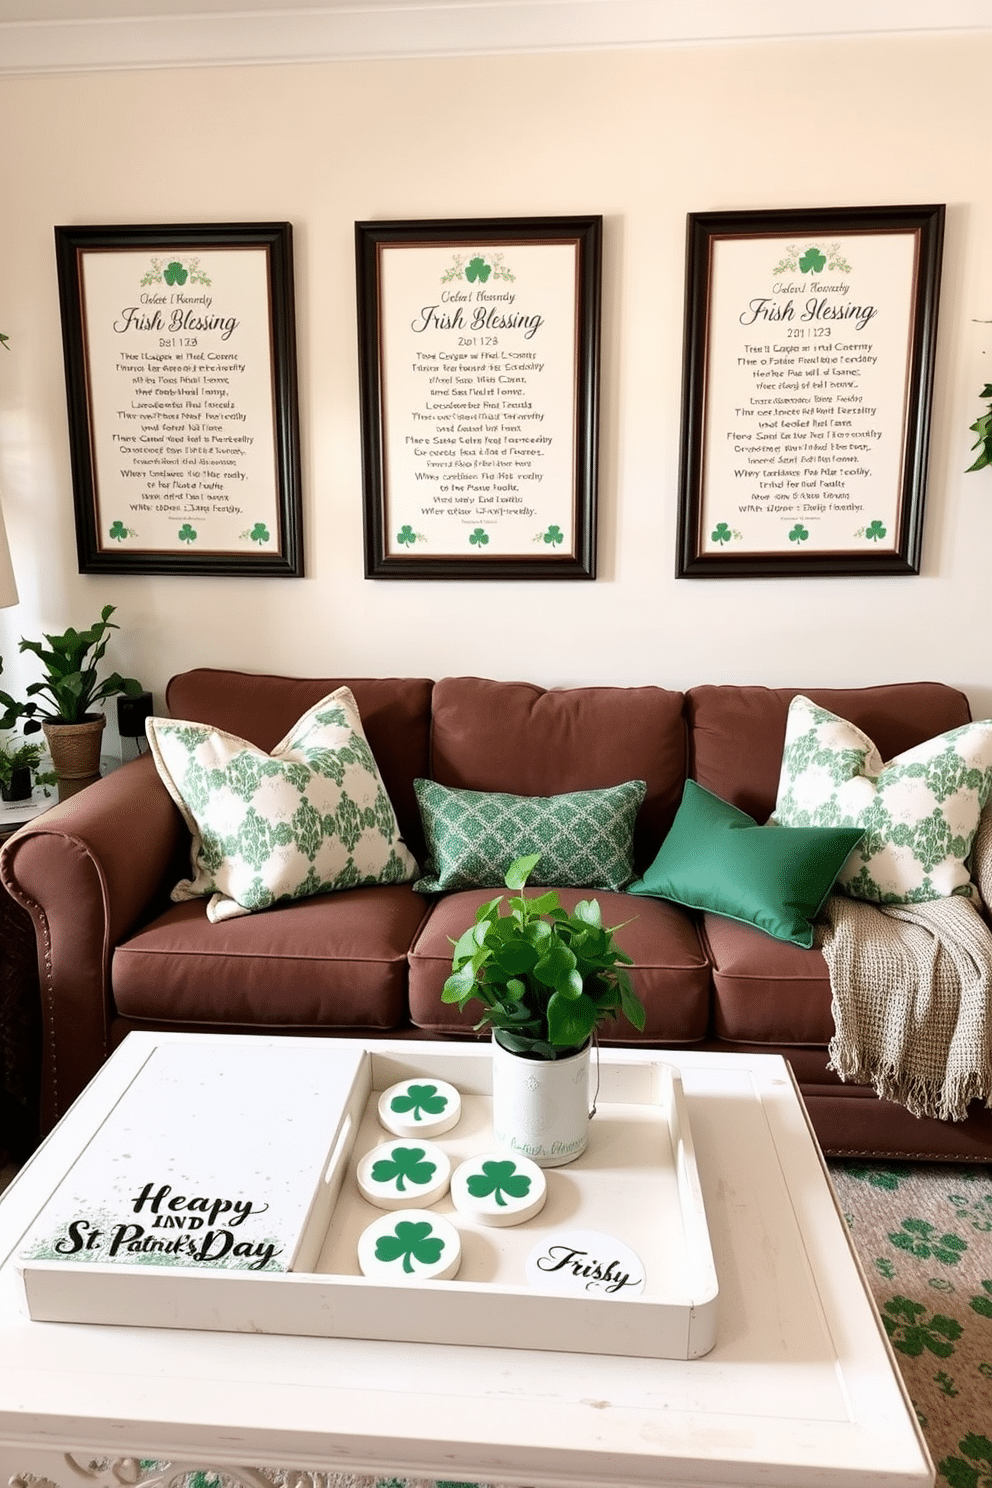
[1, 30, 991, 726]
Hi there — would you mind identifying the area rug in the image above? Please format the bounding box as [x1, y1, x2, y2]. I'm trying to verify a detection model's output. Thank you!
[829, 1159, 992, 1488]
[6, 1161, 992, 1488]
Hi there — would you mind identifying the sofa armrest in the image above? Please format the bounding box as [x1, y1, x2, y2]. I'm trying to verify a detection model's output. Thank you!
[0, 752, 187, 1129]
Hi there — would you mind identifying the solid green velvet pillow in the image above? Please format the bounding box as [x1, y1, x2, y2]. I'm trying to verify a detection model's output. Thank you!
[626, 780, 864, 947]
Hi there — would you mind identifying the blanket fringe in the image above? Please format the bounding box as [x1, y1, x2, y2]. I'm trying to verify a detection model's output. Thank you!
[827, 1040, 992, 1123]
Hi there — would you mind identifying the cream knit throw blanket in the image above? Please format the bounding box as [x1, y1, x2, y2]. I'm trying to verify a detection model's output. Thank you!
[817, 892, 992, 1121]
[816, 794, 992, 1122]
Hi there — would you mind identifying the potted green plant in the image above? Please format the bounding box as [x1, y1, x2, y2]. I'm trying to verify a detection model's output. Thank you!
[0, 604, 143, 797]
[0, 734, 45, 802]
[442, 852, 645, 1165]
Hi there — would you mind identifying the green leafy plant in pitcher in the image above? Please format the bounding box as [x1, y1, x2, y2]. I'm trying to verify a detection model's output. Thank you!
[442, 852, 644, 1059]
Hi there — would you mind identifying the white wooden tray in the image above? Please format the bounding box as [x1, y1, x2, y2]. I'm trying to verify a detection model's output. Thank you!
[19, 1040, 719, 1359]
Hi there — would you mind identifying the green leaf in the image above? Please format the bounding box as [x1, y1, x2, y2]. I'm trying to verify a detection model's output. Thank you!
[494, 1028, 555, 1057]
[494, 941, 540, 976]
[966, 384, 992, 472]
[505, 853, 540, 890]
[619, 974, 646, 1030]
[523, 919, 553, 946]
[533, 939, 577, 989]
[546, 989, 596, 1047]
[441, 963, 477, 1003]
[473, 894, 505, 925]
[450, 924, 484, 963]
[522, 890, 560, 917]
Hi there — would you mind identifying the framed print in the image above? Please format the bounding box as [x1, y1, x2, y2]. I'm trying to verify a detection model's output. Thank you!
[55, 222, 303, 576]
[356, 215, 601, 579]
[676, 204, 945, 577]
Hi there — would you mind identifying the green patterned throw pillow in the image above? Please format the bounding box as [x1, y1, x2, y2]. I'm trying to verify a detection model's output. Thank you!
[772, 694, 992, 904]
[147, 687, 417, 922]
[412, 778, 646, 894]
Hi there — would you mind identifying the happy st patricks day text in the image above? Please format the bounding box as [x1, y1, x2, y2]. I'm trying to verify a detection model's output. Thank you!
[43, 1181, 283, 1271]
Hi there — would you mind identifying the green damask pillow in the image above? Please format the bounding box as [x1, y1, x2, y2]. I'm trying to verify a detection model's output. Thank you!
[147, 687, 417, 922]
[412, 778, 646, 894]
[627, 781, 864, 946]
[772, 695, 992, 904]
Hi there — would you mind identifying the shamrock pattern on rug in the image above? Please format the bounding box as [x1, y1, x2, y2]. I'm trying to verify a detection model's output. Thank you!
[830, 1161, 992, 1488]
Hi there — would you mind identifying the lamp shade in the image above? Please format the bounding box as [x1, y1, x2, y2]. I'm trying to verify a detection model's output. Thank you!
[0, 500, 18, 609]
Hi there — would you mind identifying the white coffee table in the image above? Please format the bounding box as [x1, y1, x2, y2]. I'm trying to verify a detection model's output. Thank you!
[0, 1032, 933, 1488]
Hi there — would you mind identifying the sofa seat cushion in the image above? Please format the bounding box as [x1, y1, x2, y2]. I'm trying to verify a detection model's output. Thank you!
[407, 888, 711, 1043]
[700, 913, 834, 1046]
[112, 885, 430, 1029]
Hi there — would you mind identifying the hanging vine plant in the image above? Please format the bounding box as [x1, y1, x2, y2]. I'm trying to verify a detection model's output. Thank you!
[966, 383, 992, 472]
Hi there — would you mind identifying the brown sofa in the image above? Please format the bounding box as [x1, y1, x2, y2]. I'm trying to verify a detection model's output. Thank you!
[4, 668, 992, 1162]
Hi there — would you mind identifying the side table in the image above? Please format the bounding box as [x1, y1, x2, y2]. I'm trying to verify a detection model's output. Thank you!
[0, 791, 50, 1164]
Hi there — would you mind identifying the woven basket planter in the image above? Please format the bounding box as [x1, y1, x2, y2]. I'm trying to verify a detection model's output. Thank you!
[42, 715, 106, 799]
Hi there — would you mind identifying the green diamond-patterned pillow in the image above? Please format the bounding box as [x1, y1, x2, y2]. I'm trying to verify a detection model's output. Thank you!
[772, 694, 992, 904]
[412, 778, 646, 894]
[147, 687, 417, 922]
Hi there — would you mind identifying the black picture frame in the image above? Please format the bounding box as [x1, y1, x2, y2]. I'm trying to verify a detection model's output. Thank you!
[54, 221, 303, 577]
[356, 215, 601, 579]
[676, 204, 945, 578]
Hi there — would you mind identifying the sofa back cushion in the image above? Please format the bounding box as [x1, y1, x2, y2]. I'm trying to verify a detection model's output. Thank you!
[686, 682, 973, 824]
[166, 670, 434, 863]
[428, 677, 686, 869]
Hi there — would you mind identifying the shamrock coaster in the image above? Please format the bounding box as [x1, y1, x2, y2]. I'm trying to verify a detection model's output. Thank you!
[450, 1152, 547, 1227]
[356, 1139, 451, 1210]
[357, 1209, 461, 1281]
[378, 1077, 462, 1137]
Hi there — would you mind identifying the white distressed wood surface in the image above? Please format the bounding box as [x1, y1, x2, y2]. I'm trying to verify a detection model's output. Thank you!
[0, 1032, 934, 1488]
[19, 1045, 718, 1362]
